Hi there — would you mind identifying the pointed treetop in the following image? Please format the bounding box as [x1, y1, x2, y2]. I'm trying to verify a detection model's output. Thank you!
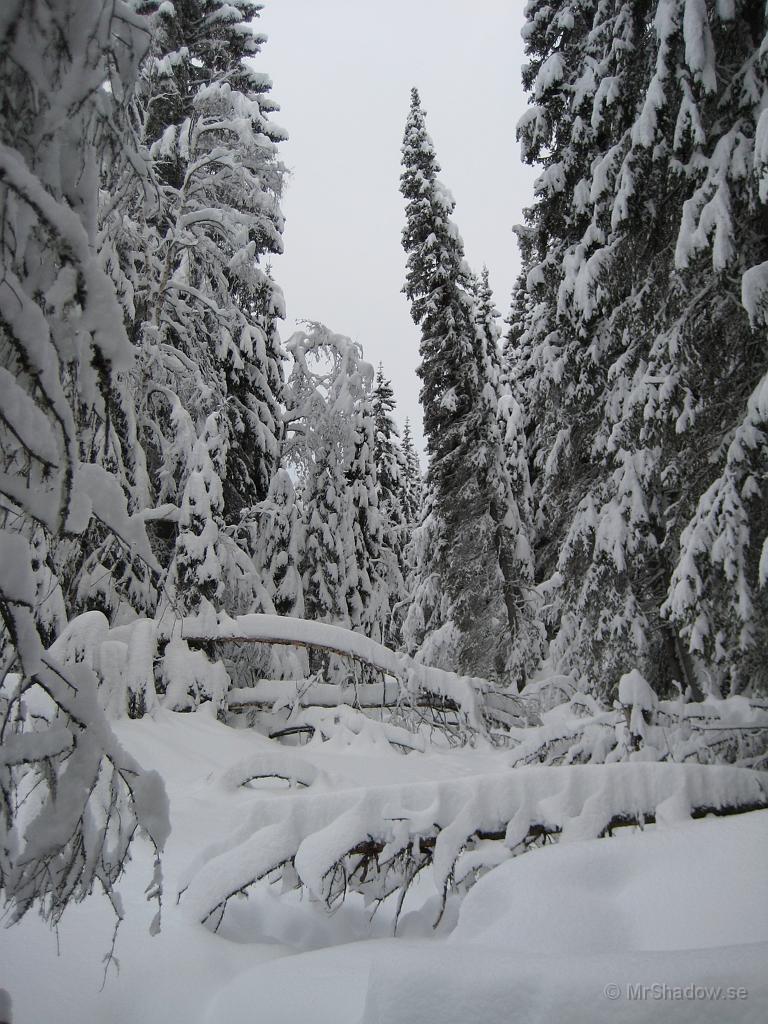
[479, 266, 493, 301]
[401, 86, 439, 179]
[373, 363, 396, 415]
[475, 267, 502, 339]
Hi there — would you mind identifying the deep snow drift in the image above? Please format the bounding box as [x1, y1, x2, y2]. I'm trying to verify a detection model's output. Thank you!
[0, 708, 765, 1024]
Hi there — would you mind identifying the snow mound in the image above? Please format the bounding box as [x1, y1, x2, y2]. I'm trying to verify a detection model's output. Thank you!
[618, 668, 657, 710]
[455, 809, 768, 953]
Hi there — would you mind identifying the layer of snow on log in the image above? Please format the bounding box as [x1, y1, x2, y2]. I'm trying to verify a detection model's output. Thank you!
[180, 611, 486, 725]
[181, 761, 767, 923]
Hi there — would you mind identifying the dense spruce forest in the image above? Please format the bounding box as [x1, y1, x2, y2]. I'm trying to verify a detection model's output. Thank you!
[1, 2, 767, 1022]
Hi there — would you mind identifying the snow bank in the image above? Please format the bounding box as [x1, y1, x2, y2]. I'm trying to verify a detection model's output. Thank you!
[206, 941, 389, 1024]
[455, 810, 768, 953]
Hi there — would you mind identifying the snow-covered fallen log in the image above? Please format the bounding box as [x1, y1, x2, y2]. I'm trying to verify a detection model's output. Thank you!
[509, 673, 768, 768]
[227, 678, 402, 711]
[180, 761, 768, 930]
[41, 612, 540, 755]
[218, 752, 329, 791]
[180, 611, 536, 731]
[272, 705, 428, 753]
[228, 680, 468, 750]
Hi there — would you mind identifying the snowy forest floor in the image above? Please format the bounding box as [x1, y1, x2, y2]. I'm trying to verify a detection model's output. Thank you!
[1, 708, 766, 1024]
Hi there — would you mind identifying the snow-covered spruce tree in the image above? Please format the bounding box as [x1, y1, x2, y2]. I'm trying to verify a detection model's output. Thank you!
[195, 466, 306, 688]
[515, 0, 664, 699]
[284, 326, 394, 670]
[301, 448, 351, 632]
[372, 367, 404, 495]
[661, 4, 768, 696]
[504, 260, 562, 651]
[517, 0, 768, 700]
[285, 327, 353, 634]
[163, 413, 228, 615]
[0, 0, 168, 925]
[293, 387, 352, 682]
[247, 470, 305, 620]
[392, 415, 424, 650]
[400, 88, 532, 684]
[130, 0, 287, 605]
[399, 418, 424, 526]
[345, 391, 389, 641]
[473, 269, 544, 683]
[372, 366, 408, 644]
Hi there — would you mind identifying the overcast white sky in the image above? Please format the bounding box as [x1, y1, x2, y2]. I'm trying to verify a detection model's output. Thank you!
[257, 0, 537, 455]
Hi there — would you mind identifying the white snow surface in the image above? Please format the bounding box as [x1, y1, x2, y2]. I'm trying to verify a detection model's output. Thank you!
[0, 708, 765, 1024]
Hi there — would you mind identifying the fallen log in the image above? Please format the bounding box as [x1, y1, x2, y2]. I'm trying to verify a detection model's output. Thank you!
[181, 761, 768, 930]
[179, 611, 540, 730]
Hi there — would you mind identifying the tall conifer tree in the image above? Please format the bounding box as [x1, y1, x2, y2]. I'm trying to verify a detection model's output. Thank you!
[400, 89, 533, 684]
[130, 0, 287, 614]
